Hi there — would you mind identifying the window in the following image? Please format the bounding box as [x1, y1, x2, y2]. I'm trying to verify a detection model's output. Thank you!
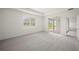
[48, 18, 53, 30]
[48, 18, 57, 32]
[24, 18, 30, 26]
[24, 17, 35, 26]
[31, 18, 35, 26]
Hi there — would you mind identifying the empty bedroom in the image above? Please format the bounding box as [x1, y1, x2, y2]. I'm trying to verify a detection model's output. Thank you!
[0, 8, 79, 51]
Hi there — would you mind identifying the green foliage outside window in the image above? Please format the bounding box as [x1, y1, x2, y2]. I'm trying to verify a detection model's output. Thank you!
[48, 23, 56, 29]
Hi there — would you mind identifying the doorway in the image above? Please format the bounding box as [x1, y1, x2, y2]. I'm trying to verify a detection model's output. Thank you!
[66, 16, 77, 37]
[48, 18, 57, 32]
[48, 17, 60, 34]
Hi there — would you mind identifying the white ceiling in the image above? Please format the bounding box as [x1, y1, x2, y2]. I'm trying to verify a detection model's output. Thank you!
[18, 8, 78, 16]
[31, 8, 69, 15]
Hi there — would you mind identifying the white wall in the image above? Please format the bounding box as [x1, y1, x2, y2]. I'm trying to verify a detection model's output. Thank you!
[0, 8, 44, 40]
[60, 16, 67, 35]
[0, 9, 4, 39]
[77, 15, 79, 40]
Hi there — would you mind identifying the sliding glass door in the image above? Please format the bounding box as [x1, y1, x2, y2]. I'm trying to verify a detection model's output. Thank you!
[48, 18, 57, 32]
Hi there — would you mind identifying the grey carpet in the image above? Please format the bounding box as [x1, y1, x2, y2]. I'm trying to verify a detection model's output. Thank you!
[0, 32, 79, 51]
